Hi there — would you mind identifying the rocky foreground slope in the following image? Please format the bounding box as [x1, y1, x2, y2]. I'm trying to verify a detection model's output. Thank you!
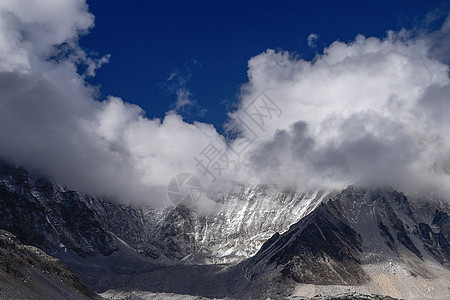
[0, 229, 99, 300]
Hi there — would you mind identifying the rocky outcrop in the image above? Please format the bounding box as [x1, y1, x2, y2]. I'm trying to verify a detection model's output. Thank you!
[417, 210, 450, 266]
[241, 200, 367, 287]
[0, 229, 99, 299]
[0, 163, 117, 257]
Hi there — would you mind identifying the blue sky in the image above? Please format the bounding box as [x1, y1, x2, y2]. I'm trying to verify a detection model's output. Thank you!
[80, 1, 446, 132]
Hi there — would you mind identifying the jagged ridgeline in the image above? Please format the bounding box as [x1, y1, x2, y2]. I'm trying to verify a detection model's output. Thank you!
[0, 162, 449, 299]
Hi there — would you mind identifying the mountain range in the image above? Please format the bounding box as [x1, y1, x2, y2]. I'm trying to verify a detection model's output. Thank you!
[0, 162, 448, 299]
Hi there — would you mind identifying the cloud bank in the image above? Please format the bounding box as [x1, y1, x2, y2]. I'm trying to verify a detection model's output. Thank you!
[0, 0, 225, 207]
[0, 1, 449, 206]
[231, 26, 450, 197]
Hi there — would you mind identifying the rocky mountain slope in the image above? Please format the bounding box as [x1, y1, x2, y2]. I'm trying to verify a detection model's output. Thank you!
[160, 186, 329, 263]
[81, 186, 449, 299]
[0, 229, 99, 299]
[232, 186, 450, 299]
[0, 162, 449, 299]
[0, 162, 327, 264]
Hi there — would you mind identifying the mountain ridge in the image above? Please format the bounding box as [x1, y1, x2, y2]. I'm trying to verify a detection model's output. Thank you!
[0, 162, 449, 299]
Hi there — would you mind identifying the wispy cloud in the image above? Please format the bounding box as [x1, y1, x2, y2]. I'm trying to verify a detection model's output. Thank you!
[165, 66, 206, 117]
[175, 88, 194, 111]
[307, 33, 319, 47]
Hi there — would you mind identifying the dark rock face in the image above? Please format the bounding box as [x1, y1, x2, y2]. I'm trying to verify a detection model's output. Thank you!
[242, 200, 367, 286]
[0, 162, 178, 260]
[418, 210, 450, 266]
[332, 186, 449, 264]
[277, 203, 365, 285]
[0, 229, 99, 299]
[235, 185, 450, 298]
[155, 205, 197, 259]
[0, 163, 117, 257]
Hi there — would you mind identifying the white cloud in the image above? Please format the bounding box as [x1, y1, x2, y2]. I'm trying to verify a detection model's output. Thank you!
[0, 1, 449, 207]
[0, 0, 94, 72]
[0, 0, 225, 207]
[229, 19, 450, 197]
